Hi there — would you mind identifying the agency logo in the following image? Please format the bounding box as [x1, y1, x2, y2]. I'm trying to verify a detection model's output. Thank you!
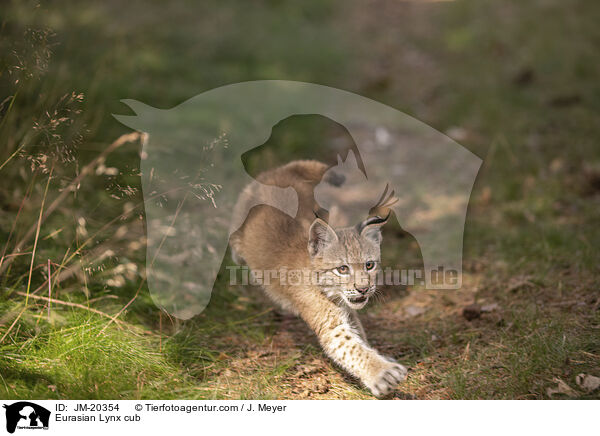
[3, 402, 50, 434]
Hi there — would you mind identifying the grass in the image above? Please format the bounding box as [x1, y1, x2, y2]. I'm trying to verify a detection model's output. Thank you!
[1, 0, 599, 399]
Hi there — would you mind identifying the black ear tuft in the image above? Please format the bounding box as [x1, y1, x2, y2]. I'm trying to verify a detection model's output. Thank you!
[357, 213, 390, 245]
[356, 213, 390, 233]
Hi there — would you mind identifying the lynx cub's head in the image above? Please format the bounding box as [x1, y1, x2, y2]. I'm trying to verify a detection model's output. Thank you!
[308, 215, 388, 310]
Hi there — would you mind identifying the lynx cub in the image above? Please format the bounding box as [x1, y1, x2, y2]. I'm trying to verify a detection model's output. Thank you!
[229, 159, 407, 397]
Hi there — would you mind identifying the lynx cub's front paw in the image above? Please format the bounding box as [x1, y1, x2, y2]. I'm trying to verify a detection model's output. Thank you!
[364, 358, 408, 398]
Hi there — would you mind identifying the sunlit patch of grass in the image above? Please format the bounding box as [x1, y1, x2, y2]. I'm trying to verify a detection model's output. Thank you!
[0, 314, 195, 399]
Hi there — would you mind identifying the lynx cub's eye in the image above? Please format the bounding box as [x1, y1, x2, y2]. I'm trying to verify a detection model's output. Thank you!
[336, 265, 350, 275]
[365, 261, 375, 270]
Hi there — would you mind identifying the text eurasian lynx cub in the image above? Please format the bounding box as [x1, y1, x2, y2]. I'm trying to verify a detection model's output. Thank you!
[229, 159, 407, 397]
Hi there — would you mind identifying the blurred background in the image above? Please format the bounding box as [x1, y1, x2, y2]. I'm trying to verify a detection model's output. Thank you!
[0, 0, 598, 399]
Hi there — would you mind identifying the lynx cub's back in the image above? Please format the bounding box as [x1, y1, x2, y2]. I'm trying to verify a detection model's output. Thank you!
[229, 159, 406, 397]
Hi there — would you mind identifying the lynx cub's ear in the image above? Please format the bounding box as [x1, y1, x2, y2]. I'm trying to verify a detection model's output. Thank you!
[357, 214, 389, 245]
[308, 218, 338, 257]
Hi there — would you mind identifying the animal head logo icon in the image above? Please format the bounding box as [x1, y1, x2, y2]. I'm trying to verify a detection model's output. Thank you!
[3, 402, 50, 433]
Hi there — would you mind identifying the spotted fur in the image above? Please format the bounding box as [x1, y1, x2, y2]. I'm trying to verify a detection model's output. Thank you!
[229, 160, 407, 397]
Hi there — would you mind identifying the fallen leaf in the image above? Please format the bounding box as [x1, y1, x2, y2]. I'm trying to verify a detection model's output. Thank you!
[546, 377, 578, 398]
[404, 305, 426, 318]
[506, 276, 537, 293]
[462, 342, 470, 361]
[575, 374, 600, 393]
[481, 303, 500, 313]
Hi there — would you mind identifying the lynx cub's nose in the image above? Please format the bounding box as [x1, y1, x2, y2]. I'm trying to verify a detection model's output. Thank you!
[355, 286, 370, 294]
